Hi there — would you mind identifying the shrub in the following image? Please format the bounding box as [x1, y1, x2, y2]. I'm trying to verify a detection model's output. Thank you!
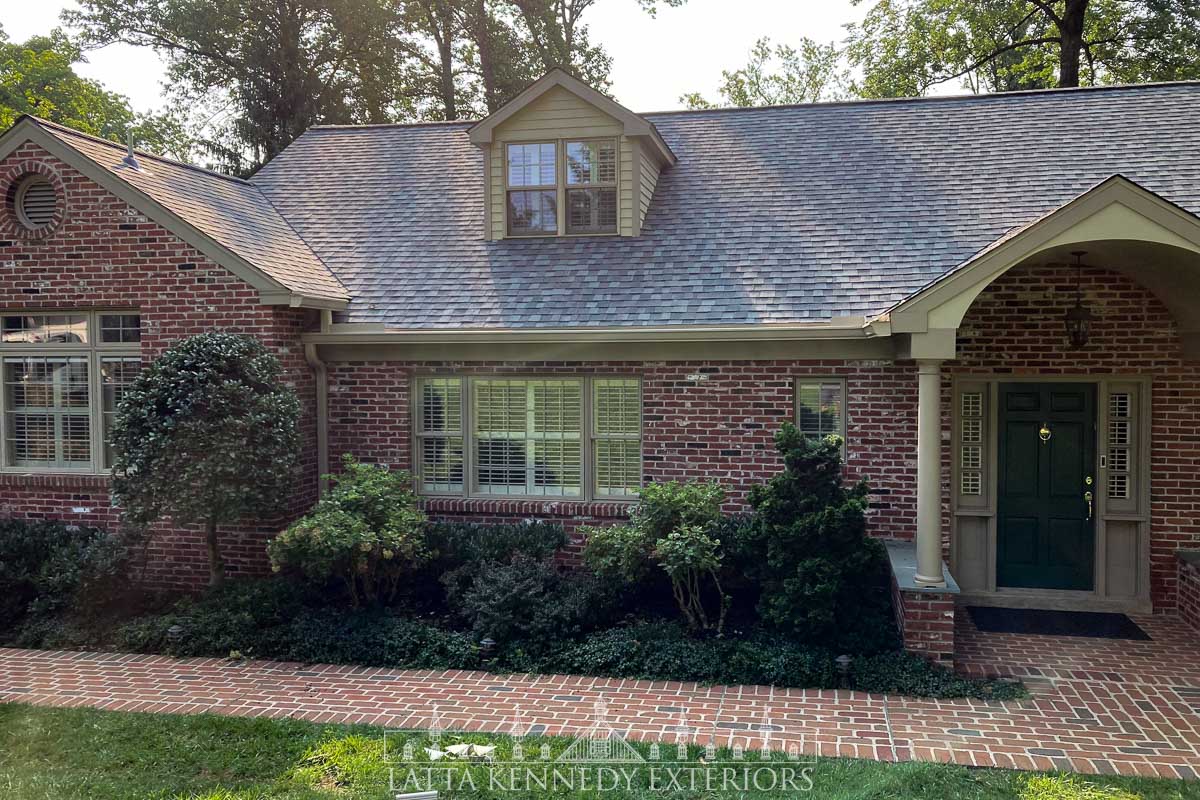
[0, 519, 132, 636]
[116, 579, 478, 670]
[445, 555, 614, 648]
[540, 621, 838, 688]
[268, 456, 428, 607]
[583, 481, 731, 634]
[418, 520, 569, 614]
[851, 651, 1026, 701]
[111, 332, 301, 587]
[735, 425, 895, 651]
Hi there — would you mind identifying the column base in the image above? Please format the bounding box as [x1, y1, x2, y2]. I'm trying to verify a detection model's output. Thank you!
[885, 540, 960, 669]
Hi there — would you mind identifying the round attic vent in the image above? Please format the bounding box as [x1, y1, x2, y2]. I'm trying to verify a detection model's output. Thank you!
[15, 175, 58, 230]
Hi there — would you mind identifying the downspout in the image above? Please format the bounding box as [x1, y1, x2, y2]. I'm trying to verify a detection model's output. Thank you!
[305, 309, 333, 496]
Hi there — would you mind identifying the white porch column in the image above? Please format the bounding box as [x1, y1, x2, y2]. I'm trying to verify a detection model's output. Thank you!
[915, 359, 947, 587]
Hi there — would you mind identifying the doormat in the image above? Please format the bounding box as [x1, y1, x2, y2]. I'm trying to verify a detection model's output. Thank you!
[967, 606, 1151, 640]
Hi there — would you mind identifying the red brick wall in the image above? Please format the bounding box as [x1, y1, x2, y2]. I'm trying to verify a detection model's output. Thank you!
[890, 578, 956, 668]
[327, 360, 920, 543]
[951, 263, 1200, 611]
[0, 143, 317, 591]
[1180, 557, 1200, 633]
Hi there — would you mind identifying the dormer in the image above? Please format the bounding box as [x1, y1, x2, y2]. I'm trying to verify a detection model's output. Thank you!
[469, 69, 675, 240]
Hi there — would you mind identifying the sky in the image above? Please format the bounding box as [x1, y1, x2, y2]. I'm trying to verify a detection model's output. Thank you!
[1, 0, 868, 116]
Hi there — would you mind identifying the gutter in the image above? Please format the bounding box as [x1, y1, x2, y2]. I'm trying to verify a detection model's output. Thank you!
[301, 317, 890, 346]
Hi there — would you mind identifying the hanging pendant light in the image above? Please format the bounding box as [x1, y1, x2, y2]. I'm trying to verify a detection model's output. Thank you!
[1064, 251, 1094, 348]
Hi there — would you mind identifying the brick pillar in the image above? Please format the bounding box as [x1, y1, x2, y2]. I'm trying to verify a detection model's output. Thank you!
[886, 539, 959, 668]
[1180, 553, 1200, 633]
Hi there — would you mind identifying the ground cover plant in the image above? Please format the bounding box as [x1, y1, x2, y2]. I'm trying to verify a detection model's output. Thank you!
[0, 704, 1195, 800]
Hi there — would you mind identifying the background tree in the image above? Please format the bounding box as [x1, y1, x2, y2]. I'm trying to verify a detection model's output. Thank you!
[0, 25, 189, 159]
[845, 0, 1200, 97]
[110, 333, 301, 588]
[681, 36, 848, 109]
[66, 0, 684, 172]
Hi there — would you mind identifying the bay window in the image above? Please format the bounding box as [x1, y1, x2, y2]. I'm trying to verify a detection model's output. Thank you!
[0, 311, 141, 471]
[415, 376, 641, 499]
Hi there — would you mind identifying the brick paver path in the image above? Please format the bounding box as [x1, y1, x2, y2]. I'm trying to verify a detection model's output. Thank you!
[1, 613, 1197, 780]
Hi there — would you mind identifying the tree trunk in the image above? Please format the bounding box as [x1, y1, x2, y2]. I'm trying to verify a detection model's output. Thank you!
[206, 517, 225, 588]
[1058, 0, 1090, 87]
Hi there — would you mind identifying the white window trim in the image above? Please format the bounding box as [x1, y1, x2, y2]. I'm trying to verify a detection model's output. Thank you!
[503, 137, 621, 239]
[793, 376, 849, 448]
[0, 310, 140, 474]
[413, 374, 642, 502]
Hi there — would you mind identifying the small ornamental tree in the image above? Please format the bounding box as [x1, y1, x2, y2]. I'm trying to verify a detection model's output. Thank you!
[110, 333, 301, 587]
[734, 424, 891, 651]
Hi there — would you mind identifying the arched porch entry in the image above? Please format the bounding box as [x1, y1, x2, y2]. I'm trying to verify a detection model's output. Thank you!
[886, 176, 1200, 613]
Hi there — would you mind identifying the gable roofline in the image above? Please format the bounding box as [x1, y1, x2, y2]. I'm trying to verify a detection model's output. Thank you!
[886, 174, 1200, 335]
[0, 116, 348, 310]
[467, 68, 676, 165]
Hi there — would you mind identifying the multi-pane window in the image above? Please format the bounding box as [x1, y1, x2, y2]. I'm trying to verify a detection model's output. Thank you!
[566, 140, 618, 234]
[414, 376, 640, 499]
[506, 143, 558, 236]
[1107, 392, 1133, 500]
[0, 312, 140, 471]
[959, 392, 985, 496]
[505, 139, 619, 237]
[795, 379, 846, 443]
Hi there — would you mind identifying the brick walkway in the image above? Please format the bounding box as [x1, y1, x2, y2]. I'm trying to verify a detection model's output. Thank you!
[1, 614, 1197, 781]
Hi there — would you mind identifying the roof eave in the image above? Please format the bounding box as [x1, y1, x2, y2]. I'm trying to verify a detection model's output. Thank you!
[0, 116, 349, 309]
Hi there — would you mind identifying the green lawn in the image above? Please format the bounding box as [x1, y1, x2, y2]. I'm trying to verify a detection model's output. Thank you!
[0, 703, 1196, 800]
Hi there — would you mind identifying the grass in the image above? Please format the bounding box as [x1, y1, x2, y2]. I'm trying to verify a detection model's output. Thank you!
[0, 703, 1197, 800]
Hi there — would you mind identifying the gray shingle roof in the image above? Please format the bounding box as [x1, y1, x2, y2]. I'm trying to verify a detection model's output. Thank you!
[37, 121, 348, 302]
[251, 82, 1200, 328]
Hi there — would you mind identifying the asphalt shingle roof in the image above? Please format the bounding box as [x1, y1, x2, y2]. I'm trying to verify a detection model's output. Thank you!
[241, 82, 1200, 328]
[38, 121, 348, 302]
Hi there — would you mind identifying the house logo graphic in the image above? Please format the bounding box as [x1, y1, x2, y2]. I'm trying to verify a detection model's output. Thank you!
[554, 699, 645, 764]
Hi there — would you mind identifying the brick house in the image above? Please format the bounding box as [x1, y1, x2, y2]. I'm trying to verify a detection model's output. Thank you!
[2, 70, 1199, 657]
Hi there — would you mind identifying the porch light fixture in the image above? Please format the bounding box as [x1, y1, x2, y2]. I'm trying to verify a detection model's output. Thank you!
[1063, 251, 1094, 349]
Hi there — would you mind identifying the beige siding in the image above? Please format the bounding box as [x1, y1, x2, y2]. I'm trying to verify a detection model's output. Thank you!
[487, 85, 626, 240]
[638, 142, 661, 232]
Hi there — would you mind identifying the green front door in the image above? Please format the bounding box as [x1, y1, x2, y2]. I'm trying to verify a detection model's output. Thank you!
[997, 383, 1096, 591]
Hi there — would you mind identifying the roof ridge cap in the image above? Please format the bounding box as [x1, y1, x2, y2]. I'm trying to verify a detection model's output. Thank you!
[640, 80, 1200, 119]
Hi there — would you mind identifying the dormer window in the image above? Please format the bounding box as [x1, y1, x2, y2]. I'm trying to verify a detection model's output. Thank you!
[473, 69, 676, 241]
[566, 140, 617, 235]
[507, 143, 558, 236]
[504, 139, 618, 237]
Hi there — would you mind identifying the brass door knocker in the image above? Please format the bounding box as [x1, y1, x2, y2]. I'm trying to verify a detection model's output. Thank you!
[1038, 423, 1052, 443]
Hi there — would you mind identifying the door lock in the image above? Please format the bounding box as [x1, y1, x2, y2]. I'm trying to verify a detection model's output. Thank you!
[1084, 490, 1093, 521]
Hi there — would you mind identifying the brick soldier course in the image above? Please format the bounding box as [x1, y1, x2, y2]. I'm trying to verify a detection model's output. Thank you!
[1, 613, 1197, 780]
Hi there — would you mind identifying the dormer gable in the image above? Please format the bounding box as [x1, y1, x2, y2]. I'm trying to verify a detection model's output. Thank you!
[469, 69, 675, 240]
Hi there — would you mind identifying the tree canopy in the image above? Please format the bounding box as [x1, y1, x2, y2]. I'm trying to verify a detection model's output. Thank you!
[686, 0, 1200, 109]
[66, 0, 685, 174]
[681, 37, 849, 109]
[0, 25, 189, 159]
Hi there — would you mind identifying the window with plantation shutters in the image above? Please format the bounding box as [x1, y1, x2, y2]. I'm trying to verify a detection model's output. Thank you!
[413, 376, 641, 500]
[593, 379, 640, 496]
[416, 378, 464, 493]
[795, 379, 846, 444]
[474, 379, 582, 496]
[0, 311, 141, 472]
